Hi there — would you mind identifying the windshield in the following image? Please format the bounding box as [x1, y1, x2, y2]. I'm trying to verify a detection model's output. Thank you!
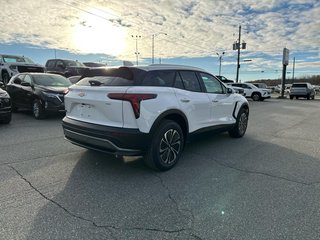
[33, 74, 71, 87]
[64, 60, 85, 67]
[3, 56, 34, 64]
[292, 84, 307, 88]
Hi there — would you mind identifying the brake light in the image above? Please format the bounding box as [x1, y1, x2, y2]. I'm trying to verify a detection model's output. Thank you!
[108, 93, 157, 118]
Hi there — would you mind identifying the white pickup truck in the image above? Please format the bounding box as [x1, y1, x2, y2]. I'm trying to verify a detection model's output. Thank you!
[0, 54, 45, 85]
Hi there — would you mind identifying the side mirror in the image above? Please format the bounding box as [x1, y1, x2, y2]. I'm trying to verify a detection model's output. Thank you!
[21, 82, 31, 87]
[227, 87, 234, 94]
[14, 78, 22, 85]
[0, 81, 4, 89]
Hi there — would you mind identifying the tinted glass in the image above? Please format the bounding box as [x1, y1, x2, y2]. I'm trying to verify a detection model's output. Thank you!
[292, 84, 307, 88]
[46, 60, 55, 68]
[33, 74, 71, 87]
[77, 67, 146, 86]
[23, 75, 32, 84]
[141, 70, 175, 87]
[77, 76, 134, 86]
[179, 71, 202, 92]
[174, 72, 184, 89]
[64, 60, 85, 67]
[199, 73, 224, 94]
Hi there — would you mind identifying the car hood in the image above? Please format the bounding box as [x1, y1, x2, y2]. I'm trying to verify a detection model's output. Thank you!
[37, 86, 69, 93]
[7, 62, 44, 67]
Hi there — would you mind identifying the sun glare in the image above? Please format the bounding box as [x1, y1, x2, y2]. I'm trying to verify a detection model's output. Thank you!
[73, 9, 127, 56]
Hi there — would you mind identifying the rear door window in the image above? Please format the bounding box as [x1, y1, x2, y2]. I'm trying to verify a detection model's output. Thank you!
[173, 72, 185, 89]
[179, 71, 202, 92]
[141, 70, 175, 87]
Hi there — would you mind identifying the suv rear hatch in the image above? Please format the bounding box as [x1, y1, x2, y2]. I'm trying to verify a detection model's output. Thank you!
[64, 67, 146, 128]
[290, 84, 307, 94]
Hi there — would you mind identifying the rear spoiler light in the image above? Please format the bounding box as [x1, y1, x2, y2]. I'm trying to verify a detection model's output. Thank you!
[108, 93, 157, 118]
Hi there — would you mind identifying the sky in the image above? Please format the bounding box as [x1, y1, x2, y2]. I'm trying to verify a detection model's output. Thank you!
[0, 0, 319, 81]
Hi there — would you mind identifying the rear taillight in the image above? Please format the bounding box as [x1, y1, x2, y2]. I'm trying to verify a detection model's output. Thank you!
[108, 93, 157, 118]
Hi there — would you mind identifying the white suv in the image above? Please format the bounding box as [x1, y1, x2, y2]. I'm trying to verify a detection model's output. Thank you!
[229, 82, 271, 101]
[0, 54, 45, 85]
[62, 65, 249, 171]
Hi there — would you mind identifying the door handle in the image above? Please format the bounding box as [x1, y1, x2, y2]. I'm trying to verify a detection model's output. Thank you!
[212, 100, 219, 103]
[180, 98, 190, 103]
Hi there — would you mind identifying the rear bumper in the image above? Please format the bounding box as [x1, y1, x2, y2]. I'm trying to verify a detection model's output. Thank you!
[62, 117, 150, 156]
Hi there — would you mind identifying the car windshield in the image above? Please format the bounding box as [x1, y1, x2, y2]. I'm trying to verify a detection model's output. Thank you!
[3, 56, 34, 64]
[64, 60, 85, 67]
[292, 84, 307, 88]
[33, 74, 71, 87]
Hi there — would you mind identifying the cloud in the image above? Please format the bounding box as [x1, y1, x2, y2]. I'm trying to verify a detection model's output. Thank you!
[0, 0, 319, 72]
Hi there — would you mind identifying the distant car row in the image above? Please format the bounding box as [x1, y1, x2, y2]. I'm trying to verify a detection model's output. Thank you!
[0, 54, 106, 85]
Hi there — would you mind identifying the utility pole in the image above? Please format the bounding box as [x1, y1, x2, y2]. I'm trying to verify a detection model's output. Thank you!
[132, 35, 141, 65]
[152, 34, 155, 64]
[281, 48, 289, 98]
[54, 49, 57, 59]
[292, 57, 295, 84]
[152, 33, 167, 64]
[232, 25, 246, 82]
[236, 25, 241, 83]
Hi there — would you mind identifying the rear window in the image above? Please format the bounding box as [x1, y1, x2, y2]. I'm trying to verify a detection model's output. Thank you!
[292, 84, 307, 88]
[76, 67, 146, 86]
[77, 76, 134, 86]
[141, 70, 175, 87]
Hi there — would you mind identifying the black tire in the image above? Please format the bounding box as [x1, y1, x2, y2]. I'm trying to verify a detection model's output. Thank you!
[296, 96, 299, 99]
[12, 104, 19, 112]
[229, 108, 249, 138]
[251, 92, 261, 101]
[290, 95, 294, 100]
[311, 95, 315, 100]
[306, 94, 310, 100]
[32, 99, 45, 119]
[2, 71, 10, 85]
[1, 114, 11, 124]
[144, 120, 184, 171]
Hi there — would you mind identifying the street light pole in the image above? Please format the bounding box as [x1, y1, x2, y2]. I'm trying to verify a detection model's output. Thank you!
[151, 32, 167, 64]
[132, 35, 141, 65]
[216, 52, 225, 76]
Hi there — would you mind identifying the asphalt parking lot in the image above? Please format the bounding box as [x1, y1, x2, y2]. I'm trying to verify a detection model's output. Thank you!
[1, 97, 320, 240]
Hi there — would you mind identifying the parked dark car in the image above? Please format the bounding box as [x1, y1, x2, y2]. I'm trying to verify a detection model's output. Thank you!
[6, 73, 71, 119]
[0, 83, 12, 124]
[45, 59, 89, 78]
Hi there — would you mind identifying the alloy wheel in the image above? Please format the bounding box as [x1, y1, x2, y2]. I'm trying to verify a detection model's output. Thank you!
[159, 129, 182, 165]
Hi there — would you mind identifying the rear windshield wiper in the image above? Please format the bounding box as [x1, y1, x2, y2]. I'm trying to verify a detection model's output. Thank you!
[89, 80, 102, 86]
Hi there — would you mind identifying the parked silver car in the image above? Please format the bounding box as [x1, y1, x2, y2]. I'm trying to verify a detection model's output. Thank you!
[289, 83, 315, 100]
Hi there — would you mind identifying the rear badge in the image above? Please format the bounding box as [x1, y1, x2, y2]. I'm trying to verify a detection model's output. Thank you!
[78, 92, 86, 97]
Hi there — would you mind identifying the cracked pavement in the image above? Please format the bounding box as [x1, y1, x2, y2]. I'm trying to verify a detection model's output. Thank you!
[1, 98, 320, 240]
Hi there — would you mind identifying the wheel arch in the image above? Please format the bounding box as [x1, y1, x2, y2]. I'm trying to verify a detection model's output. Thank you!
[233, 102, 249, 119]
[251, 91, 261, 97]
[150, 109, 189, 142]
